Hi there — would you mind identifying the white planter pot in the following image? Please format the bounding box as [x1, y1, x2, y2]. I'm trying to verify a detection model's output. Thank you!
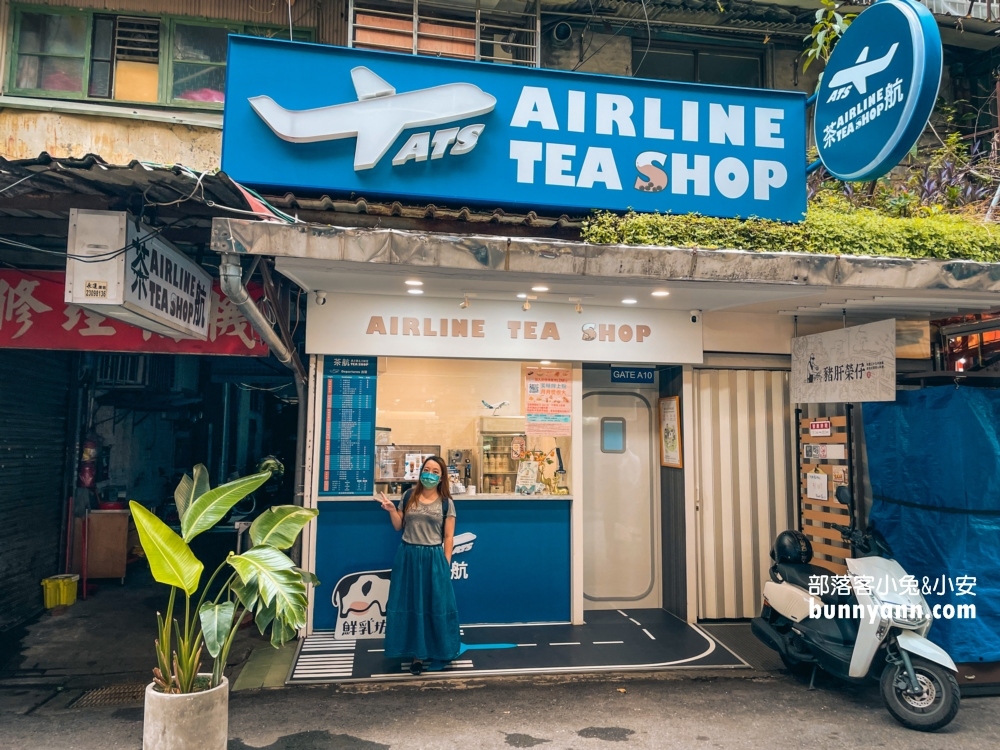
[143, 676, 228, 750]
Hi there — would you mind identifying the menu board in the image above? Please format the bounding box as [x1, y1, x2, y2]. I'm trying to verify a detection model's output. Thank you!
[319, 357, 377, 496]
[525, 367, 572, 436]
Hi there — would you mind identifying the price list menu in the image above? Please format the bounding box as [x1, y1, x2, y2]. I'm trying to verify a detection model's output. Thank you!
[319, 357, 377, 496]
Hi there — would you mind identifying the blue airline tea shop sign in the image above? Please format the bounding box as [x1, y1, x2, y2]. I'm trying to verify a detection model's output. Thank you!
[222, 37, 807, 222]
[814, 0, 942, 181]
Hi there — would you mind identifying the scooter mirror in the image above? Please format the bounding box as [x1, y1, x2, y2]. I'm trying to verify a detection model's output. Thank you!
[835, 486, 851, 505]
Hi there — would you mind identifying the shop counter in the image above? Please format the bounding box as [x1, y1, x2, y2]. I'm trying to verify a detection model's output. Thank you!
[313, 495, 572, 630]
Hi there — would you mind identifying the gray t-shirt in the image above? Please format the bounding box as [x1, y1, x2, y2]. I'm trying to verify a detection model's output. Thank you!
[398, 492, 456, 546]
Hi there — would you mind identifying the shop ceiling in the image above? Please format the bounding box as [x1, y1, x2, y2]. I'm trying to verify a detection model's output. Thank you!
[213, 219, 1000, 322]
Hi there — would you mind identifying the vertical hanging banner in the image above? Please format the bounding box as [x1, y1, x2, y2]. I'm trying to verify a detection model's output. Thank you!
[525, 367, 572, 436]
[319, 356, 377, 496]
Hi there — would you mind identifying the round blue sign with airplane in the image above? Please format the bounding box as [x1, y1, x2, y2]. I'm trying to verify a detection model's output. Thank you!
[814, 0, 942, 182]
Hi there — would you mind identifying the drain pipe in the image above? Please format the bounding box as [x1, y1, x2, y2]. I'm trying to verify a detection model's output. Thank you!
[219, 254, 307, 511]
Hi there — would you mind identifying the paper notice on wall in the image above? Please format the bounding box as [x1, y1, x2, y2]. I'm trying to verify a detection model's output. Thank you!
[525, 368, 572, 436]
[803, 443, 846, 460]
[807, 471, 829, 501]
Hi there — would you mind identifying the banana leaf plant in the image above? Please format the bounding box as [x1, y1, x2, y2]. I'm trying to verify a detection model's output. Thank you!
[129, 463, 319, 693]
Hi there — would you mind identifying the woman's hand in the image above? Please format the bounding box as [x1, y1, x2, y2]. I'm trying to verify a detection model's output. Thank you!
[378, 492, 396, 512]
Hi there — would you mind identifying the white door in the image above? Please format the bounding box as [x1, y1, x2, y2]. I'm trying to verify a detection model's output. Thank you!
[693, 369, 794, 619]
[582, 391, 660, 610]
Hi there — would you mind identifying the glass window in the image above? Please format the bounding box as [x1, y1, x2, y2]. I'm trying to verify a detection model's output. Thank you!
[171, 23, 231, 103]
[635, 45, 763, 88]
[15, 12, 88, 94]
[601, 418, 625, 453]
[699, 53, 761, 88]
[633, 49, 694, 82]
[10, 9, 313, 107]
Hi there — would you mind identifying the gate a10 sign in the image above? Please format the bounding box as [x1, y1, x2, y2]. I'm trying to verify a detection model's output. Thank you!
[222, 37, 807, 222]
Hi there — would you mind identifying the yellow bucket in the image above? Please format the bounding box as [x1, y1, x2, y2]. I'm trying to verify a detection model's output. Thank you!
[41, 574, 79, 608]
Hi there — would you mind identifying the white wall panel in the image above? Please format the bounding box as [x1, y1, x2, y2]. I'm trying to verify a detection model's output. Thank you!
[693, 369, 794, 619]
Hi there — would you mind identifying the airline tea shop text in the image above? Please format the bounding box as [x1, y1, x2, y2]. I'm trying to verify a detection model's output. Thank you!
[440, 86, 790, 200]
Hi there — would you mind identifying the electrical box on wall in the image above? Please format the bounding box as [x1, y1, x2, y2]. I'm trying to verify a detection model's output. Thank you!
[65, 209, 211, 340]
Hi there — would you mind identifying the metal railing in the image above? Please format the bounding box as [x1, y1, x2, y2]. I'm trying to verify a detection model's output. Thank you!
[349, 0, 540, 67]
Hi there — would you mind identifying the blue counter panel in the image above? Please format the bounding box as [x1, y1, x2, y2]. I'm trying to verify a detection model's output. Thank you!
[313, 499, 571, 631]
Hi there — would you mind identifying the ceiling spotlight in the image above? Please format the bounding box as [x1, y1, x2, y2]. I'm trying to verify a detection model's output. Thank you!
[651, 290, 670, 297]
[531, 285, 549, 292]
[517, 293, 528, 299]
[460, 294, 470, 309]
[522, 301, 531, 311]
[622, 298, 638, 305]
[405, 280, 423, 286]
[407, 289, 424, 295]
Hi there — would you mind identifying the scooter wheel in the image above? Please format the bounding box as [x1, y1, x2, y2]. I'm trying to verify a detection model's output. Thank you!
[780, 654, 814, 678]
[880, 656, 960, 732]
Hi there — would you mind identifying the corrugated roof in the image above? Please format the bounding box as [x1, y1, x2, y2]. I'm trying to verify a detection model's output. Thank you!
[0, 153, 252, 213]
[261, 193, 585, 233]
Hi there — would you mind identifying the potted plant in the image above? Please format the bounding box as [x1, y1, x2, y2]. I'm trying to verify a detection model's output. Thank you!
[131, 464, 319, 750]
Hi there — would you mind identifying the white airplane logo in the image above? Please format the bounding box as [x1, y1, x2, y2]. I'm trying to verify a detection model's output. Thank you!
[827, 43, 899, 95]
[249, 67, 497, 171]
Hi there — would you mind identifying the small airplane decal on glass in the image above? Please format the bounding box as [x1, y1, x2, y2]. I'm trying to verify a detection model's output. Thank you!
[249, 66, 497, 171]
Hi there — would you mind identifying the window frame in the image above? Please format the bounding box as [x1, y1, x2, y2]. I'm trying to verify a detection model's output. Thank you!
[600, 417, 627, 454]
[7, 4, 314, 110]
[9, 5, 94, 100]
[632, 40, 765, 89]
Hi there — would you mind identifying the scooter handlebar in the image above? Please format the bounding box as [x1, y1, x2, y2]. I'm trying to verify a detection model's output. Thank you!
[831, 523, 851, 536]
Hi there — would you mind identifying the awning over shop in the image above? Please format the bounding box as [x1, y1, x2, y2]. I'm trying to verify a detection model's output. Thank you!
[211, 218, 1000, 325]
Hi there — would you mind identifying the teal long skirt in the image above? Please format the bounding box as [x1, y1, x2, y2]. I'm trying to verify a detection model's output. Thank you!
[384, 542, 461, 662]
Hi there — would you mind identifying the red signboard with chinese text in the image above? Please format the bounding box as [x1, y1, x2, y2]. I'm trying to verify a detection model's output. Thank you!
[0, 270, 269, 356]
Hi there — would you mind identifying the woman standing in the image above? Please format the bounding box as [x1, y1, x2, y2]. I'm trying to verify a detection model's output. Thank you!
[379, 455, 460, 674]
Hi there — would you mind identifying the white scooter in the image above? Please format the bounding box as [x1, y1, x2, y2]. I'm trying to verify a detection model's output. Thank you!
[751, 486, 960, 731]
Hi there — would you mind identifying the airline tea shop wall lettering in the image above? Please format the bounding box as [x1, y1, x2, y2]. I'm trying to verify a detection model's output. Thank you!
[222, 38, 807, 223]
[363, 316, 652, 343]
[303, 295, 705, 365]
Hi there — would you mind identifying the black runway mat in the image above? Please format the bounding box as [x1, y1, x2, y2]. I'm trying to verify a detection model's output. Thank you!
[288, 609, 748, 684]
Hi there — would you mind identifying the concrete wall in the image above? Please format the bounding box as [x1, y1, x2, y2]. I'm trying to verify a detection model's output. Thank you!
[542, 28, 632, 76]
[772, 48, 822, 94]
[1, 110, 221, 170]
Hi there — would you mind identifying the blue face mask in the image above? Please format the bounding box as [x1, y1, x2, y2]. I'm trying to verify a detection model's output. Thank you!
[419, 471, 441, 489]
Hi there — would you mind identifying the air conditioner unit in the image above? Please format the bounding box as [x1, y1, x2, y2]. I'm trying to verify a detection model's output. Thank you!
[65, 209, 211, 340]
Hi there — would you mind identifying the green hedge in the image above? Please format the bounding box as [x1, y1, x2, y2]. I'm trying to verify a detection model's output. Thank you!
[580, 204, 1000, 262]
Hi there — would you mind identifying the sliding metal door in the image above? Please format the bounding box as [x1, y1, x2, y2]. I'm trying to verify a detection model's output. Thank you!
[693, 370, 794, 619]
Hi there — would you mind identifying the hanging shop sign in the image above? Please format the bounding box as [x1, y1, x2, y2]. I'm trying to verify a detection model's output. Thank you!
[65, 209, 212, 340]
[0, 270, 268, 356]
[791, 319, 896, 403]
[318, 357, 378, 497]
[814, 0, 942, 181]
[222, 37, 807, 222]
[304, 293, 703, 365]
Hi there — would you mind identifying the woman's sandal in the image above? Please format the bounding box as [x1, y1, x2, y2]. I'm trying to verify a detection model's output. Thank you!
[409, 660, 423, 675]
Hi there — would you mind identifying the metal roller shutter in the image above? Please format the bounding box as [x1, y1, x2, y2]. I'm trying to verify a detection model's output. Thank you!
[0, 350, 72, 631]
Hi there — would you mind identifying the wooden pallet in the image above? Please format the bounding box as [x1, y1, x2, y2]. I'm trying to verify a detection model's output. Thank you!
[798, 416, 851, 575]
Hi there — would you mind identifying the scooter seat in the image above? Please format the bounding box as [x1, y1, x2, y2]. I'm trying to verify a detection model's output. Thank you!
[772, 563, 839, 604]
